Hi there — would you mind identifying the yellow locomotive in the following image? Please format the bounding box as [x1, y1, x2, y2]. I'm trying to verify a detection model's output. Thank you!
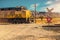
[0, 6, 31, 23]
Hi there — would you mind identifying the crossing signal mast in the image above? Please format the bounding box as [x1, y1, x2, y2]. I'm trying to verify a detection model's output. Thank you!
[46, 8, 54, 24]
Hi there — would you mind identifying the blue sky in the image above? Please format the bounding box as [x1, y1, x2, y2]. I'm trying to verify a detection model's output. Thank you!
[0, 0, 60, 12]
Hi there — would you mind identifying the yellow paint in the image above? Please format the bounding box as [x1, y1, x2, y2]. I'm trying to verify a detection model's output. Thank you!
[4, 10, 31, 18]
[26, 10, 31, 18]
[36, 18, 60, 24]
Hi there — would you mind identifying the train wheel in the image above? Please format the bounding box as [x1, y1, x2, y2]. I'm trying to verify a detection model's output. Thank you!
[11, 19, 15, 24]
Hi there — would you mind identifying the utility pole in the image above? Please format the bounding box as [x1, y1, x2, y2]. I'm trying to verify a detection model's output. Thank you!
[34, 4, 36, 23]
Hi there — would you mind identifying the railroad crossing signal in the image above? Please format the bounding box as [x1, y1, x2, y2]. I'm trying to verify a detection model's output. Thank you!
[47, 8, 54, 13]
[46, 8, 54, 16]
[46, 8, 54, 24]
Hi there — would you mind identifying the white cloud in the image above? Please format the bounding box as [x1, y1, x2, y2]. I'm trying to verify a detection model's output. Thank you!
[29, 3, 39, 10]
[40, 2, 60, 13]
[39, 7, 46, 12]
[46, 1, 52, 4]
[31, 4, 39, 8]
[55, 0, 59, 1]
[46, 3, 60, 12]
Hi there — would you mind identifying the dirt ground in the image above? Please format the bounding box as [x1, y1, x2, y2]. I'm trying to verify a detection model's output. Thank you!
[0, 24, 60, 40]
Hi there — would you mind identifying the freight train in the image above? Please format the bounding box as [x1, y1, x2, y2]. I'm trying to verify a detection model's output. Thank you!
[0, 6, 31, 24]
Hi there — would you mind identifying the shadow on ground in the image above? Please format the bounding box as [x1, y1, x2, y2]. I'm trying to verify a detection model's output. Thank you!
[8, 35, 60, 40]
[8, 35, 37, 40]
[42, 25, 60, 33]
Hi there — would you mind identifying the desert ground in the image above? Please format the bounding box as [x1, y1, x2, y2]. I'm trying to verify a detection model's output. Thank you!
[0, 23, 60, 40]
[0, 18, 60, 40]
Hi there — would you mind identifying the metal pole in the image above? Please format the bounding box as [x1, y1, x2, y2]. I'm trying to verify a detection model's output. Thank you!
[34, 4, 36, 23]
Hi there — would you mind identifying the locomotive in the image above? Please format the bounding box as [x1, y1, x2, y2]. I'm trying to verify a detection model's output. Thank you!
[0, 6, 31, 24]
